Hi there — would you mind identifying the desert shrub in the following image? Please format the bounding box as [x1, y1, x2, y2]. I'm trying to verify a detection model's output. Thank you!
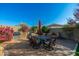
[18, 23, 29, 32]
[31, 26, 37, 33]
[76, 23, 79, 29]
[42, 26, 50, 33]
[63, 25, 76, 31]
[62, 25, 75, 39]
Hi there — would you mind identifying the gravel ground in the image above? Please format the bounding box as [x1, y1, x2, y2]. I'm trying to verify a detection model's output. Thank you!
[4, 39, 76, 56]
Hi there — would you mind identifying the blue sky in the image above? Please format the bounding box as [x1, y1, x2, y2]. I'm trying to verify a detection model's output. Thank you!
[0, 3, 77, 26]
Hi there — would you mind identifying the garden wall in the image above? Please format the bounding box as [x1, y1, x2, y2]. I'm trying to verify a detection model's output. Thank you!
[49, 28, 79, 41]
[74, 29, 79, 42]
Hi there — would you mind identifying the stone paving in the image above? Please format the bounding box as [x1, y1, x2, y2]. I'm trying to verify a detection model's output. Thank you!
[3, 39, 77, 56]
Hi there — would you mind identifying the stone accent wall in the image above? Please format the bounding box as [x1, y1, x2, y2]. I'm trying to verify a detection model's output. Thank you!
[74, 29, 79, 42]
[49, 28, 79, 41]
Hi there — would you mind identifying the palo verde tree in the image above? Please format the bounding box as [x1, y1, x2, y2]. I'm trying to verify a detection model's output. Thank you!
[18, 23, 29, 32]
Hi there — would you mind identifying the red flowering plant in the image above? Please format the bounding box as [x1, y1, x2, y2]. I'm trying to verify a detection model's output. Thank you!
[0, 26, 14, 42]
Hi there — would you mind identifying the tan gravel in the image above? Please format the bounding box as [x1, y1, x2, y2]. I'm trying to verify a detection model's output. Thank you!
[4, 39, 76, 56]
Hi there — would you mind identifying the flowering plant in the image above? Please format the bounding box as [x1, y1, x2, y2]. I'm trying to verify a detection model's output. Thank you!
[0, 27, 14, 41]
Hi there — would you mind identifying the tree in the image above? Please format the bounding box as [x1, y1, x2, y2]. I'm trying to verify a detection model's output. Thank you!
[73, 4, 79, 23]
[18, 23, 29, 32]
[74, 8, 79, 21]
[67, 18, 76, 25]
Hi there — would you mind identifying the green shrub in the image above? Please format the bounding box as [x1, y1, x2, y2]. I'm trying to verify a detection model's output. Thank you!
[62, 25, 75, 31]
[31, 26, 37, 33]
[62, 25, 75, 39]
[75, 43, 79, 56]
[76, 23, 79, 29]
[42, 26, 49, 33]
[75, 52, 79, 56]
